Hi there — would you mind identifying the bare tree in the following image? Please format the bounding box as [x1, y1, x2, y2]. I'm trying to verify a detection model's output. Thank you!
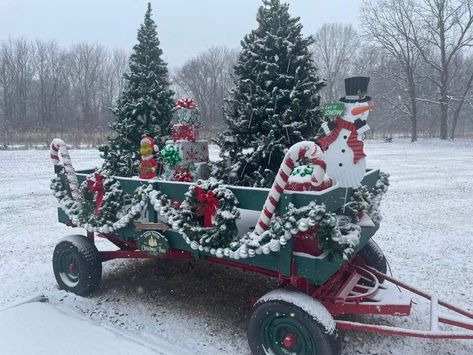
[0, 38, 128, 144]
[173, 46, 237, 135]
[410, 0, 473, 139]
[448, 54, 473, 138]
[68, 43, 108, 132]
[362, 0, 422, 141]
[312, 24, 359, 102]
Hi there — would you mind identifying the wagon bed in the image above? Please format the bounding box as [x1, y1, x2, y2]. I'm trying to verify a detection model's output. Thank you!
[56, 167, 381, 286]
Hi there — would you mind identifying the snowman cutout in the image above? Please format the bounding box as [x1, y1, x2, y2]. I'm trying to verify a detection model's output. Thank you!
[317, 77, 375, 227]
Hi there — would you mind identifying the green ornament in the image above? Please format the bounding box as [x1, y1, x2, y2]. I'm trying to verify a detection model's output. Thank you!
[161, 143, 182, 167]
[291, 165, 314, 177]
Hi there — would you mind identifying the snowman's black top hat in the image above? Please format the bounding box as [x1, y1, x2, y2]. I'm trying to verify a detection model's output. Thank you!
[340, 76, 372, 103]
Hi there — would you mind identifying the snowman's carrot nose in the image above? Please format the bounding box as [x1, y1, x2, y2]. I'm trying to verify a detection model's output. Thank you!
[351, 103, 375, 116]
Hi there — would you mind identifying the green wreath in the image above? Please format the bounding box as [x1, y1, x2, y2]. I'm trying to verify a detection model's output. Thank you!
[51, 169, 147, 233]
[173, 178, 240, 250]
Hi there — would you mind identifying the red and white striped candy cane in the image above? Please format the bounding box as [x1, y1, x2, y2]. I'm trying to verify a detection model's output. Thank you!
[254, 141, 325, 236]
[50, 138, 80, 201]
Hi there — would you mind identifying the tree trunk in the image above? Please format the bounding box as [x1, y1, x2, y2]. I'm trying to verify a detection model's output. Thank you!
[439, 90, 449, 140]
[408, 76, 417, 142]
[450, 71, 473, 139]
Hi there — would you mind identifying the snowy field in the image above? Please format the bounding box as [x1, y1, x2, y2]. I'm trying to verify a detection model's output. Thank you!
[1, 139, 473, 354]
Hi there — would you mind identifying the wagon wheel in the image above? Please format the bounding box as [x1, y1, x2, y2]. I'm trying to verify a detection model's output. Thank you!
[248, 289, 341, 355]
[358, 239, 387, 282]
[53, 234, 102, 296]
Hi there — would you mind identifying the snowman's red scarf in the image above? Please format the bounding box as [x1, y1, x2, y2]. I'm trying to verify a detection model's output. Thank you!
[317, 118, 366, 163]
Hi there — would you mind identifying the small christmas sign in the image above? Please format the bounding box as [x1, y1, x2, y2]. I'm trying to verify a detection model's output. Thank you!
[323, 102, 345, 118]
[138, 231, 169, 256]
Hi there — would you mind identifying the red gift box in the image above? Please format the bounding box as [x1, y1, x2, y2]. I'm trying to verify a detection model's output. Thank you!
[172, 124, 199, 142]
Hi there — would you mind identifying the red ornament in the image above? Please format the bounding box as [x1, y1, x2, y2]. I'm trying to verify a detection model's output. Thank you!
[172, 166, 194, 182]
[194, 186, 219, 228]
[86, 173, 105, 216]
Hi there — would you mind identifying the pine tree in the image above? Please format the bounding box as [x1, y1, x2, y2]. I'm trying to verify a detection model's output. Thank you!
[216, 0, 325, 187]
[100, 3, 174, 176]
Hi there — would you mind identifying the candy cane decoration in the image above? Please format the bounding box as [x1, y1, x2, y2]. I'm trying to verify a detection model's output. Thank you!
[254, 141, 325, 236]
[50, 138, 80, 201]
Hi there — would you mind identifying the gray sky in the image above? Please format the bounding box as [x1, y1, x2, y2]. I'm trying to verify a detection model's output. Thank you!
[0, 0, 361, 67]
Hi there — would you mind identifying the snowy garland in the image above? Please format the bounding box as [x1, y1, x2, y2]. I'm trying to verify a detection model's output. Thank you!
[149, 178, 241, 257]
[51, 169, 149, 234]
[346, 171, 390, 224]
[51, 171, 388, 261]
[233, 202, 361, 261]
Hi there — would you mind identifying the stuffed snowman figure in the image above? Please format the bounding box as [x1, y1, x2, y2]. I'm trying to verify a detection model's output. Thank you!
[317, 77, 374, 188]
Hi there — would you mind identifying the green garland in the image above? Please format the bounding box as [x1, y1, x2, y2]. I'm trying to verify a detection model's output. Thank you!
[51, 169, 148, 233]
[51, 170, 389, 261]
[236, 202, 360, 261]
[346, 171, 390, 224]
[164, 178, 240, 251]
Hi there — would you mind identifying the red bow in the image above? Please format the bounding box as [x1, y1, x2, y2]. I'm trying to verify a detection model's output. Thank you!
[195, 186, 218, 228]
[317, 118, 366, 163]
[176, 98, 196, 110]
[86, 173, 104, 216]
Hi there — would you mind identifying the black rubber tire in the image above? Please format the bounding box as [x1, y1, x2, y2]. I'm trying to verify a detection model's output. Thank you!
[53, 234, 102, 296]
[358, 239, 387, 277]
[248, 300, 341, 355]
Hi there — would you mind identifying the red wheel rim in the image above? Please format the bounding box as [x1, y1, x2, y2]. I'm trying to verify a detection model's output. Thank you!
[282, 332, 297, 348]
[68, 263, 79, 273]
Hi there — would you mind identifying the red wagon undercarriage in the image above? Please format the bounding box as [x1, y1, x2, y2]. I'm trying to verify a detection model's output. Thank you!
[90, 231, 473, 340]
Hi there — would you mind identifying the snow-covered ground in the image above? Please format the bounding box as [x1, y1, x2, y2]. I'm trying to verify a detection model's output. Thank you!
[1, 139, 473, 354]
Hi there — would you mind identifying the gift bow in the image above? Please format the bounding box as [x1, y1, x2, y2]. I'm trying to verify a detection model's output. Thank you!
[161, 144, 182, 167]
[176, 98, 196, 110]
[195, 186, 218, 228]
[86, 172, 104, 216]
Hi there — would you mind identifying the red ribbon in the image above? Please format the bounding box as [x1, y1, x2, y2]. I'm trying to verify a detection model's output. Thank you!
[176, 98, 196, 110]
[195, 186, 218, 228]
[317, 118, 366, 163]
[86, 173, 104, 216]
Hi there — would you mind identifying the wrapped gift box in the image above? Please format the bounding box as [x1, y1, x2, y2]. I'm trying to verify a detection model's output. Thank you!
[172, 124, 199, 142]
[177, 140, 209, 164]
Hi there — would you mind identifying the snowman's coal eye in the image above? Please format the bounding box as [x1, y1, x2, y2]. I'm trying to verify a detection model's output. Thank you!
[341, 149, 346, 153]
[339, 163, 343, 167]
[343, 135, 347, 139]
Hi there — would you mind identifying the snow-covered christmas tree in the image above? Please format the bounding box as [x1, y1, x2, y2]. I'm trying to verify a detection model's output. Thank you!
[100, 3, 174, 177]
[216, 0, 325, 187]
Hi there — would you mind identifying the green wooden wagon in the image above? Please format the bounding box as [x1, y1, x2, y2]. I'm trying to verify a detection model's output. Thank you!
[50, 140, 473, 355]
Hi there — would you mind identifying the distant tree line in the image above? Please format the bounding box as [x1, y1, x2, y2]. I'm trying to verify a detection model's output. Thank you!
[0, 38, 128, 145]
[2, 0, 473, 145]
[314, 0, 473, 141]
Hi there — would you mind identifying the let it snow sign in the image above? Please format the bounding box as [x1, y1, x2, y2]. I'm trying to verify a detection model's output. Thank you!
[323, 103, 345, 118]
